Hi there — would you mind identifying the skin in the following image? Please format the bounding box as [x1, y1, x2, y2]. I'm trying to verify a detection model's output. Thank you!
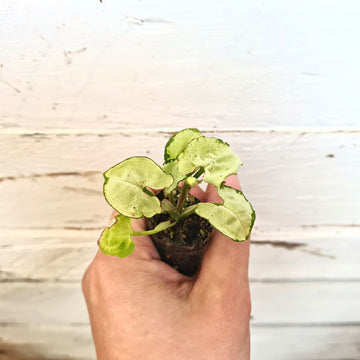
[82, 175, 251, 360]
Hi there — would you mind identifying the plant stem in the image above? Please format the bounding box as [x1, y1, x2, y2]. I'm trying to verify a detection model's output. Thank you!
[132, 221, 177, 236]
[176, 183, 191, 213]
[169, 190, 176, 205]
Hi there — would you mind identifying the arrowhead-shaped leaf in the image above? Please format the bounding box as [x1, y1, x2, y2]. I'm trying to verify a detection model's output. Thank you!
[195, 185, 255, 241]
[164, 128, 203, 162]
[162, 159, 187, 193]
[98, 215, 135, 257]
[177, 137, 242, 188]
[104, 156, 173, 218]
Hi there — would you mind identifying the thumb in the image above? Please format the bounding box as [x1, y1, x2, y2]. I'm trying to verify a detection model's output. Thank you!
[194, 175, 250, 296]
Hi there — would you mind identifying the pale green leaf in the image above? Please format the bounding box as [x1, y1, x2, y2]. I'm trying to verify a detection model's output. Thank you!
[177, 137, 242, 188]
[162, 159, 187, 193]
[164, 128, 202, 162]
[98, 215, 135, 257]
[161, 199, 176, 213]
[195, 203, 244, 240]
[195, 186, 255, 241]
[104, 156, 173, 218]
[218, 186, 255, 239]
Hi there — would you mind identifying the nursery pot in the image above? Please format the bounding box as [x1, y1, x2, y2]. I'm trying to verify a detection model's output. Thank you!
[146, 213, 213, 277]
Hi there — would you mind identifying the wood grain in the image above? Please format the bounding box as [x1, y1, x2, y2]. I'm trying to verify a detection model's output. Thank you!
[1, 132, 359, 230]
[251, 326, 360, 360]
[1, 1, 360, 131]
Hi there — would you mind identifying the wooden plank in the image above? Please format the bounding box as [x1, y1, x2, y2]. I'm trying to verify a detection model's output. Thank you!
[1, 131, 359, 229]
[0, 283, 88, 326]
[0, 228, 101, 246]
[251, 326, 360, 360]
[250, 230, 360, 281]
[1, 1, 360, 130]
[0, 324, 359, 360]
[0, 325, 95, 360]
[0, 282, 359, 326]
[0, 174, 110, 230]
[0, 245, 97, 282]
[0, 228, 359, 281]
[250, 282, 360, 325]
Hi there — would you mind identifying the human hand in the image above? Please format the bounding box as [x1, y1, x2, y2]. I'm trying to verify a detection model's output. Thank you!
[82, 175, 251, 360]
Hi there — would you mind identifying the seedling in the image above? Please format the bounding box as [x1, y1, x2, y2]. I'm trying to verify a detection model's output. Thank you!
[99, 128, 255, 274]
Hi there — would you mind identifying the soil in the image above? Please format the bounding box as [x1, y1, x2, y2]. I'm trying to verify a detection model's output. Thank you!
[146, 193, 213, 277]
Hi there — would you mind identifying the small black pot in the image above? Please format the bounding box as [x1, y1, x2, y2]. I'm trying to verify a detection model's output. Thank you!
[146, 213, 213, 277]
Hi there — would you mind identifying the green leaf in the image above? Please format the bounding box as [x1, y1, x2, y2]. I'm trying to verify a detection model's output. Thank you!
[98, 215, 135, 257]
[162, 159, 187, 193]
[99, 215, 178, 258]
[177, 137, 242, 188]
[104, 156, 173, 218]
[161, 199, 176, 213]
[218, 186, 255, 239]
[195, 186, 255, 241]
[161, 199, 178, 219]
[164, 128, 203, 162]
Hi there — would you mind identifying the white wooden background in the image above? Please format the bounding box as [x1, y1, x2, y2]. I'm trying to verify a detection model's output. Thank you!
[1, 1, 360, 359]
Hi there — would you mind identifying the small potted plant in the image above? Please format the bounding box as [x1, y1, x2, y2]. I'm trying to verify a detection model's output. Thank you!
[98, 128, 255, 276]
